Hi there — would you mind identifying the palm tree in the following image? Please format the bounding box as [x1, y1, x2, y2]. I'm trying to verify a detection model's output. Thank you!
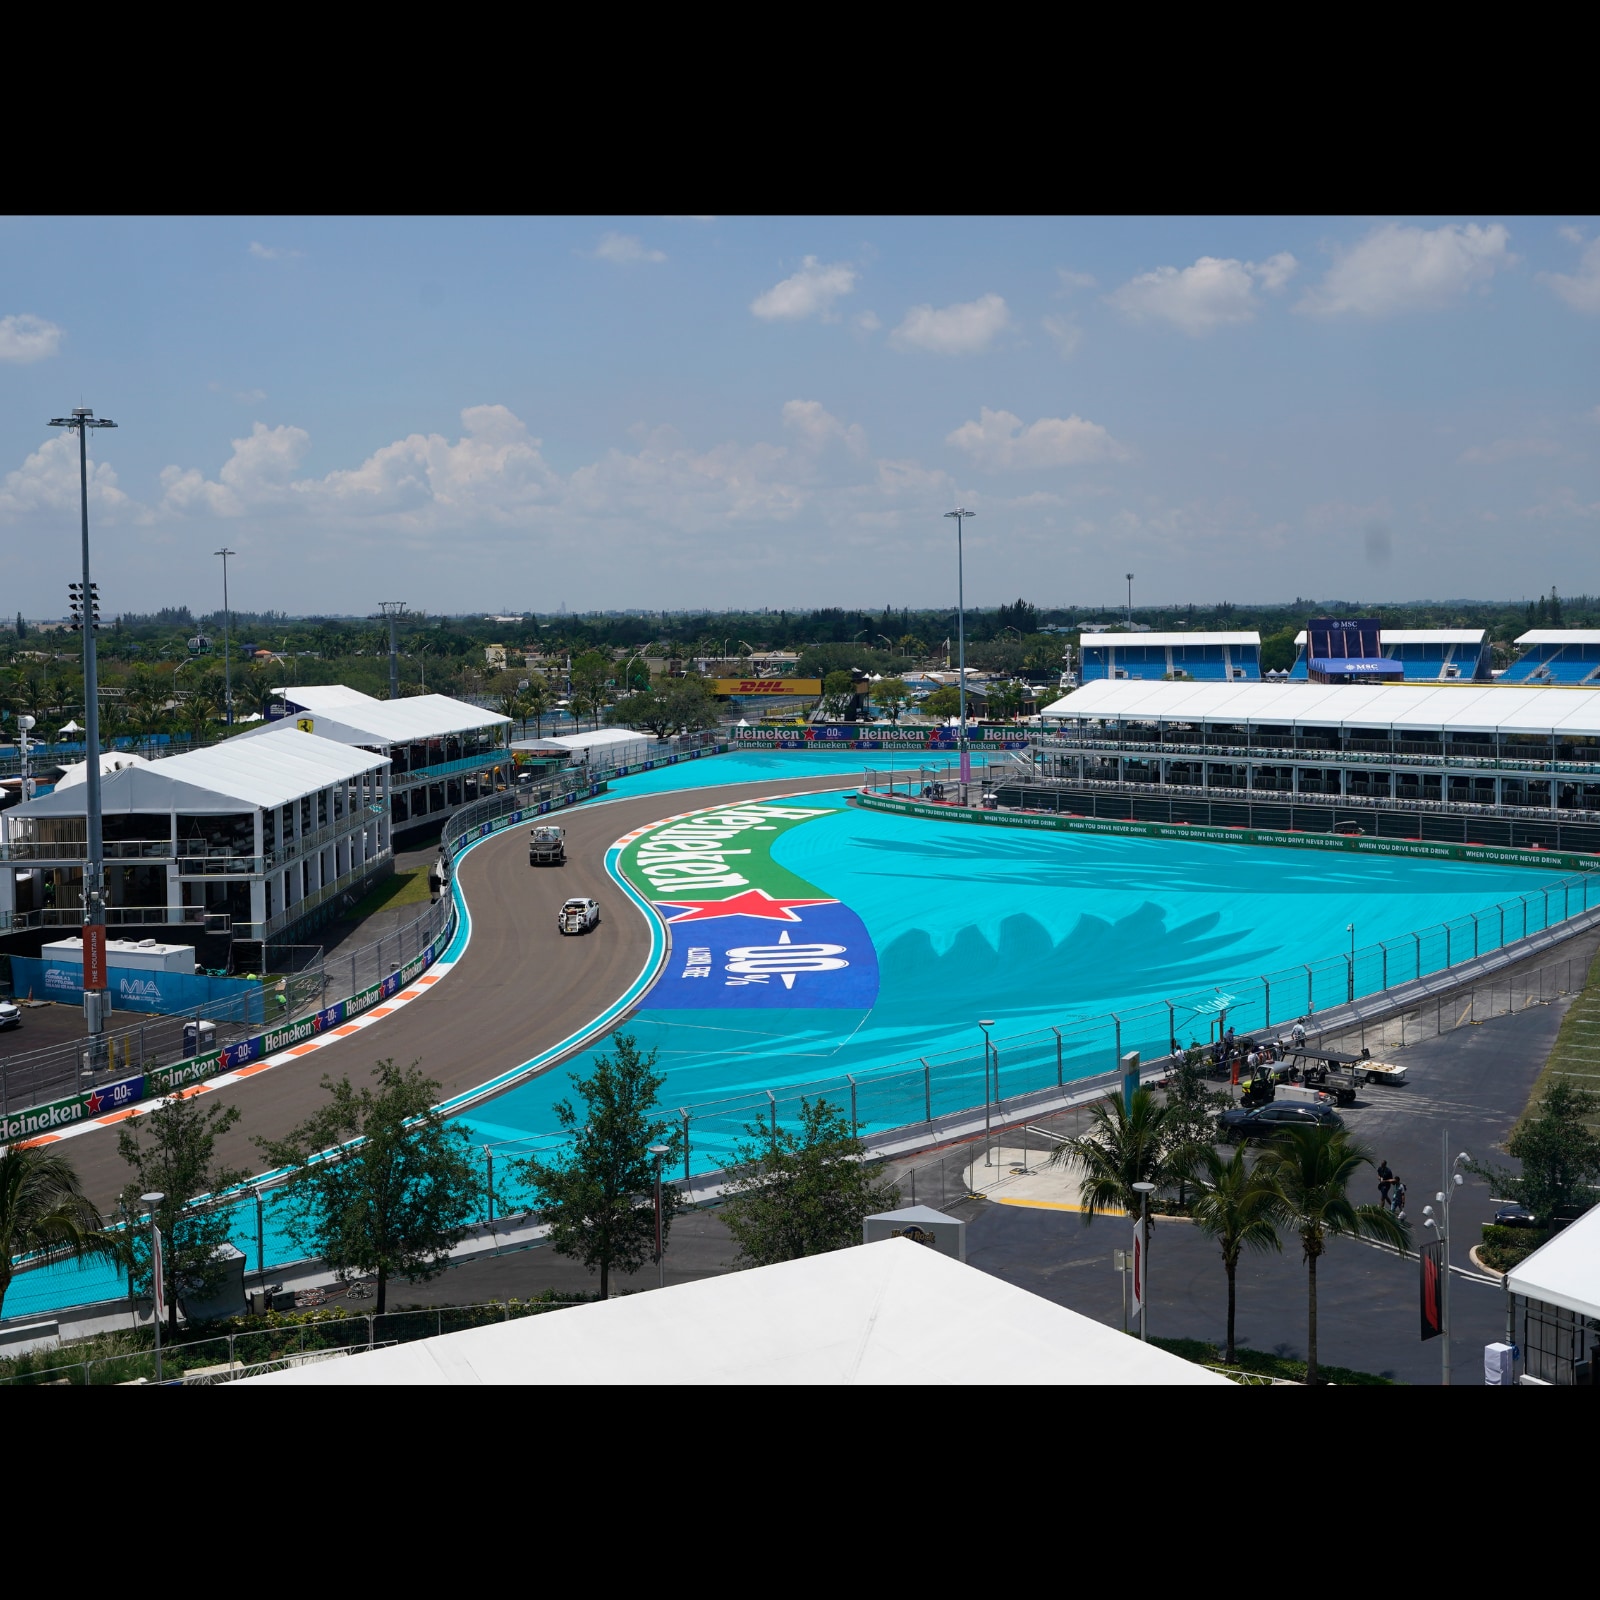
[521, 676, 551, 738]
[1189, 1143, 1281, 1363]
[1046, 1086, 1205, 1235]
[1254, 1125, 1411, 1384]
[0, 1145, 114, 1316]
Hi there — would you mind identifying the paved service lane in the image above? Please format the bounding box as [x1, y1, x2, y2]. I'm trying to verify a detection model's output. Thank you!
[68, 773, 861, 1208]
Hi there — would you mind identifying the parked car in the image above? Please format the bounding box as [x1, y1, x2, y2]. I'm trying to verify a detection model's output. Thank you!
[1493, 1202, 1538, 1229]
[0, 998, 20, 1031]
[1216, 1101, 1345, 1141]
[558, 897, 600, 935]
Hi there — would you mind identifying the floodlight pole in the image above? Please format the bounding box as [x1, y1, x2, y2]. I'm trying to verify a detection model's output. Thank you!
[378, 601, 408, 700]
[49, 408, 115, 1046]
[1125, 573, 1134, 624]
[215, 547, 237, 726]
[650, 1142, 671, 1288]
[946, 510, 975, 791]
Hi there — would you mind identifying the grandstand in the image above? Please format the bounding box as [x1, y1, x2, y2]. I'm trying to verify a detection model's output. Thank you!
[1288, 627, 1490, 682]
[1501, 630, 1600, 685]
[1078, 632, 1260, 683]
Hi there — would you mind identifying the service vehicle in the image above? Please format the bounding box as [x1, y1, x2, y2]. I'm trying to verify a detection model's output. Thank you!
[0, 997, 20, 1031]
[1217, 1101, 1345, 1141]
[1357, 1052, 1408, 1085]
[1280, 1047, 1366, 1105]
[558, 897, 600, 935]
[529, 825, 566, 866]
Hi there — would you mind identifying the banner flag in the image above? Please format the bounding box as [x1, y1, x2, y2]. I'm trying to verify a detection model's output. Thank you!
[1420, 1239, 1444, 1341]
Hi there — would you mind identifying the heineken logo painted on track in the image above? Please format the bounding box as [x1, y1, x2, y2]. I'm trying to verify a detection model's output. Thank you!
[617, 801, 879, 1011]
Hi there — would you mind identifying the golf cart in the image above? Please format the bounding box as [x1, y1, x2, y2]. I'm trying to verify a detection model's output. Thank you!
[1279, 1047, 1365, 1106]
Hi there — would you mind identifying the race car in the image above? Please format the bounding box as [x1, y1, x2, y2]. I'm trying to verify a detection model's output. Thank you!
[558, 897, 600, 935]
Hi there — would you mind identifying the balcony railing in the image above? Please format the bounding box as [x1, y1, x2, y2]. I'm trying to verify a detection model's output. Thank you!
[1007, 774, 1600, 825]
[396, 751, 508, 785]
[0, 905, 231, 934]
[1033, 736, 1600, 775]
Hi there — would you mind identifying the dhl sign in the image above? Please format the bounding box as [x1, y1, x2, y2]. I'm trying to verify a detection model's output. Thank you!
[711, 678, 823, 697]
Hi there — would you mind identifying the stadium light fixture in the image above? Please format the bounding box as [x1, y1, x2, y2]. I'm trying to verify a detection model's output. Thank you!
[215, 548, 237, 725]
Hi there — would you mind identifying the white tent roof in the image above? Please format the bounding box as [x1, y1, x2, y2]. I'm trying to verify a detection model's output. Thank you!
[1291, 629, 1485, 646]
[259, 686, 511, 744]
[51, 751, 159, 788]
[1506, 1205, 1600, 1319]
[1080, 632, 1260, 647]
[8, 725, 387, 818]
[540, 728, 651, 752]
[240, 1238, 1228, 1387]
[1516, 630, 1600, 646]
[1036, 678, 1600, 735]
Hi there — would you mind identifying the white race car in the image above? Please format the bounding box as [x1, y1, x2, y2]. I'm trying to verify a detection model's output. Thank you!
[0, 998, 21, 1031]
[558, 897, 600, 935]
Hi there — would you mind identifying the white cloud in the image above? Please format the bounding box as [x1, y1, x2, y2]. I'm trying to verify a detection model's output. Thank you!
[1042, 313, 1081, 358]
[782, 400, 867, 457]
[750, 257, 857, 321]
[1106, 253, 1297, 335]
[592, 232, 666, 264]
[890, 293, 1011, 354]
[854, 310, 881, 333]
[1458, 437, 1560, 465]
[209, 382, 267, 405]
[1559, 225, 1586, 246]
[248, 241, 301, 261]
[1296, 222, 1512, 316]
[1539, 234, 1600, 313]
[0, 314, 63, 363]
[946, 407, 1128, 470]
[0, 432, 133, 520]
[1055, 269, 1097, 293]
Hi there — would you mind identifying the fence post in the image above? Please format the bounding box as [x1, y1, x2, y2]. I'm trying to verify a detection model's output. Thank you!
[367, 1314, 374, 1350]
[680, 1110, 690, 1182]
[848, 1075, 858, 1142]
[1472, 914, 1479, 958]
[767, 1090, 777, 1140]
[1380, 947, 1387, 990]
[923, 1059, 933, 1124]
[1543, 889, 1549, 931]
[1306, 965, 1314, 1015]
[1261, 978, 1270, 1028]
[1414, 932, 1421, 980]
[1500, 905, 1505, 949]
[1054, 1028, 1063, 1086]
[1445, 924, 1452, 967]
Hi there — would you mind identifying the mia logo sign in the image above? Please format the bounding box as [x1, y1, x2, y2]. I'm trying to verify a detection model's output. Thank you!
[616, 802, 879, 1011]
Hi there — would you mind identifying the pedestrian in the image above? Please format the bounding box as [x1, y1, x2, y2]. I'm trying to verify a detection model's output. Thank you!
[1392, 1179, 1407, 1219]
[1377, 1159, 1393, 1208]
[1290, 1020, 1307, 1048]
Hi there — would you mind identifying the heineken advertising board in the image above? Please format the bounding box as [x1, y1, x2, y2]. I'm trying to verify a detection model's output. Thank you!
[728, 724, 1029, 751]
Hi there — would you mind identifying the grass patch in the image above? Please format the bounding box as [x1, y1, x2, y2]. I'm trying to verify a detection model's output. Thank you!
[1515, 940, 1600, 1136]
[1151, 1335, 1397, 1385]
[344, 867, 431, 922]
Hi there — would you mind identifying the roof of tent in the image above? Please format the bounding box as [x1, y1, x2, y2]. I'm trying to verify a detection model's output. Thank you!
[8, 725, 388, 818]
[1036, 679, 1600, 735]
[1516, 630, 1600, 646]
[51, 751, 160, 788]
[1080, 632, 1259, 648]
[253, 686, 511, 745]
[241, 1237, 1230, 1387]
[1506, 1205, 1600, 1319]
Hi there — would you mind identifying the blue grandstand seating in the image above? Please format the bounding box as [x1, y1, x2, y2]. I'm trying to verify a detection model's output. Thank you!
[1502, 643, 1600, 684]
[1079, 641, 1260, 682]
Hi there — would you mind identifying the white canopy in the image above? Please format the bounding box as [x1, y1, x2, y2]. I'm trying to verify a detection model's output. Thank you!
[52, 751, 159, 788]
[240, 1238, 1229, 1387]
[1037, 678, 1600, 736]
[1080, 632, 1260, 648]
[1506, 1205, 1600, 1319]
[1516, 631, 1600, 646]
[251, 686, 511, 746]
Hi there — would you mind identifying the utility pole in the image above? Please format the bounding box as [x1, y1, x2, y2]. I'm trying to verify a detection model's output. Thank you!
[50, 407, 115, 1054]
[945, 509, 975, 790]
[1125, 572, 1134, 625]
[215, 547, 237, 726]
[378, 601, 408, 700]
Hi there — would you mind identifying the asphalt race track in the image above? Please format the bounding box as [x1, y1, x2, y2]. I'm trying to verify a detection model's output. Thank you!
[68, 773, 861, 1209]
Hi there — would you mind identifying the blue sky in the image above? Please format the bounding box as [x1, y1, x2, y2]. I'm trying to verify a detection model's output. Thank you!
[2, 215, 1598, 617]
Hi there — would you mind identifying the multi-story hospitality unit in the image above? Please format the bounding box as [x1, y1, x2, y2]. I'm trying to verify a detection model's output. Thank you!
[235, 686, 513, 840]
[1025, 679, 1600, 852]
[0, 723, 392, 956]
[1079, 632, 1261, 683]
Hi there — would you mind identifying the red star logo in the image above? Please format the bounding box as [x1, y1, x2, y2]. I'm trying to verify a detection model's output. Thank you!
[654, 888, 837, 923]
[86, 1087, 109, 1114]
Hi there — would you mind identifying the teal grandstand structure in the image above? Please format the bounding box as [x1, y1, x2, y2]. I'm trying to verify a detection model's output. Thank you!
[1078, 632, 1260, 683]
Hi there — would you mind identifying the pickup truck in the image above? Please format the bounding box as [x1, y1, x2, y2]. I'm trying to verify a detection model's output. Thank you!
[529, 825, 566, 866]
[558, 897, 600, 935]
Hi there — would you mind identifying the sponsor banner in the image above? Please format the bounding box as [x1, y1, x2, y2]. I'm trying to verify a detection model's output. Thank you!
[9, 959, 266, 1019]
[728, 725, 1028, 751]
[150, 1050, 225, 1095]
[853, 791, 1600, 874]
[712, 678, 823, 696]
[83, 925, 107, 992]
[85, 1073, 146, 1115]
[1, 1093, 92, 1141]
[618, 801, 879, 1011]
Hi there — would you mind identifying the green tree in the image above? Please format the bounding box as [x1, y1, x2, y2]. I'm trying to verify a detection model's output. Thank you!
[118, 1095, 250, 1336]
[661, 674, 721, 734]
[1188, 1144, 1281, 1363]
[1254, 1125, 1411, 1384]
[872, 677, 913, 723]
[0, 1145, 114, 1317]
[821, 669, 856, 720]
[1045, 1086, 1204, 1237]
[986, 679, 1025, 722]
[1469, 1080, 1600, 1228]
[569, 650, 613, 729]
[1163, 1049, 1233, 1203]
[921, 684, 961, 720]
[514, 1034, 683, 1297]
[896, 634, 926, 657]
[622, 688, 676, 740]
[718, 1097, 900, 1266]
[256, 1059, 482, 1314]
[520, 674, 551, 737]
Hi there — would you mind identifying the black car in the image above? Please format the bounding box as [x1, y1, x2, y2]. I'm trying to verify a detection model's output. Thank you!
[1493, 1202, 1537, 1229]
[1216, 1101, 1345, 1141]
